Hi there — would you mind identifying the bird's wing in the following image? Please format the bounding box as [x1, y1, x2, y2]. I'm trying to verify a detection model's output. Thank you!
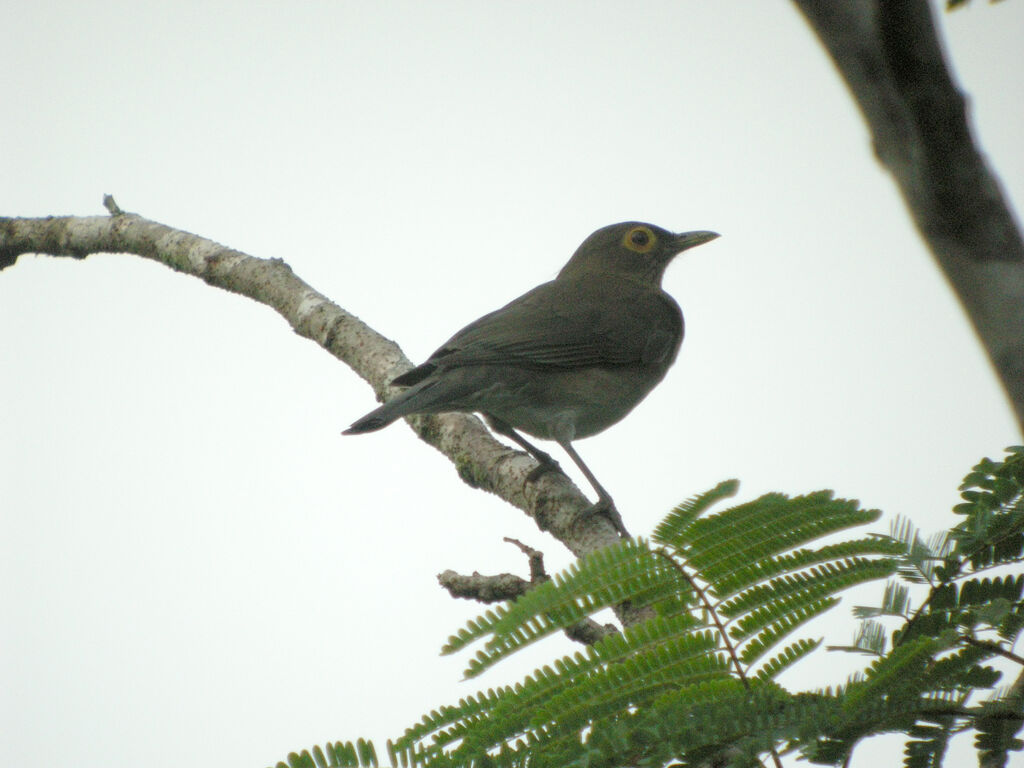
[413, 278, 683, 373]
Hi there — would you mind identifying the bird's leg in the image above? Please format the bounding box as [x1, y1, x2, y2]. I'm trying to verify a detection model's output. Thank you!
[484, 415, 565, 480]
[558, 441, 629, 538]
[484, 416, 628, 537]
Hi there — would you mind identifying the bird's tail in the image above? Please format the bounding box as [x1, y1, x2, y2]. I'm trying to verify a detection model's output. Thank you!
[342, 379, 441, 435]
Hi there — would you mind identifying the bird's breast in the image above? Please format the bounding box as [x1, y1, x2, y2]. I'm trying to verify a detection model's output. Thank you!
[472, 363, 672, 441]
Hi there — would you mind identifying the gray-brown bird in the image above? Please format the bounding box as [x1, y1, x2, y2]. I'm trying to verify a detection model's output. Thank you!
[344, 222, 719, 535]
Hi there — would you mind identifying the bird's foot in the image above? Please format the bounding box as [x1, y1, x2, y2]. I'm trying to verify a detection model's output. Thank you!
[525, 451, 565, 483]
[579, 497, 629, 538]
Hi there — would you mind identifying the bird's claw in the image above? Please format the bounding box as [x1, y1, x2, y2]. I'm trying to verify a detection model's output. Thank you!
[579, 497, 629, 538]
[525, 454, 565, 483]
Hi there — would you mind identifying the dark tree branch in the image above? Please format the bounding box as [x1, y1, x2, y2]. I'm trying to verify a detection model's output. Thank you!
[0, 204, 625, 559]
[792, 0, 1024, 434]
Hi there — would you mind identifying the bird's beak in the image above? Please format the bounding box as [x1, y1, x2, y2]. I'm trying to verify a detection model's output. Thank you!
[670, 230, 720, 254]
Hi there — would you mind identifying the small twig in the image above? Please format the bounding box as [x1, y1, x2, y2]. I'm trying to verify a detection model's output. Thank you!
[439, 537, 619, 645]
[503, 536, 548, 583]
[102, 194, 123, 215]
[437, 568, 618, 644]
[436, 537, 550, 602]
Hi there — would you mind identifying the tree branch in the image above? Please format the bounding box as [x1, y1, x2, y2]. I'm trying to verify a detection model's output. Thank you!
[437, 536, 619, 645]
[792, 0, 1024, 434]
[437, 569, 533, 602]
[0, 203, 624, 558]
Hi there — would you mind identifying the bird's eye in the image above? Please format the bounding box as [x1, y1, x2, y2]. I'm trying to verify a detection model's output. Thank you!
[623, 226, 656, 253]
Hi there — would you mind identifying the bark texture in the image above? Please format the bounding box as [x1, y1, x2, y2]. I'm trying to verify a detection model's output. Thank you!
[0, 207, 626, 561]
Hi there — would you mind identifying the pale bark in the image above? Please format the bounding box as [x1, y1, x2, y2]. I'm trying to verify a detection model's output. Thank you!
[0, 202, 625, 561]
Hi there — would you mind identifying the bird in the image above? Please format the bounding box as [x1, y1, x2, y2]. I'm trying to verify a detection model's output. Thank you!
[343, 222, 719, 536]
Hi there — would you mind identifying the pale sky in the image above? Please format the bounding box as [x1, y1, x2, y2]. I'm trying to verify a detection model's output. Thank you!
[2, 2, 1023, 767]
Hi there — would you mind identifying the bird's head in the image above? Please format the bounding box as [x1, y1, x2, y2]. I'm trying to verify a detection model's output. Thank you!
[557, 222, 719, 284]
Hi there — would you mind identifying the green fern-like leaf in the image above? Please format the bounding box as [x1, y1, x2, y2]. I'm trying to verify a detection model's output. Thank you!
[270, 740, 381, 768]
[634, 680, 832, 765]
[960, 574, 1024, 608]
[277, 454, 1024, 768]
[713, 536, 902, 600]
[902, 715, 956, 768]
[754, 637, 822, 680]
[651, 479, 740, 547]
[422, 480, 900, 762]
[891, 515, 951, 584]
[735, 596, 838, 665]
[973, 682, 1024, 768]
[832, 618, 889, 656]
[720, 557, 897, 620]
[527, 633, 729, 738]
[678, 491, 883, 583]
[842, 637, 941, 715]
[444, 538, 692, 676]
[947, 447, 1024, 575]
[397, 614, 725, 763]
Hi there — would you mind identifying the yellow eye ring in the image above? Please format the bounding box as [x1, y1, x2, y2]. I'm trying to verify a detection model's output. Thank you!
[622, 225, 656, 254]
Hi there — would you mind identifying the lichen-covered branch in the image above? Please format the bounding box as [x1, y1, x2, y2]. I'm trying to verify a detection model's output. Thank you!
[437, 570, 533, 602]
[793, 0, 1024, 434]
[0, 203, 624, 558]
[437, 558, 619, 646]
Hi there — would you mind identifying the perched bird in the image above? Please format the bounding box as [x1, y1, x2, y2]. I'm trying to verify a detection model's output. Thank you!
[344, 222, 719, 535]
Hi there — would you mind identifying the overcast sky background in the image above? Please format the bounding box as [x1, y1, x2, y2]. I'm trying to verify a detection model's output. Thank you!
[3, 2, 1023, 767]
